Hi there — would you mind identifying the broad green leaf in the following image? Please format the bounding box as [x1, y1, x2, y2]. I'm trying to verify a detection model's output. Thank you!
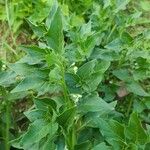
[24, 110, 46, 122]
[83, 71, 103, 92]
[37, 81, 62, 96]
[46, 0, 58, 29]
[20, 119, 58, 149]
[145, 143, 150, 150]
[103, 0, 112, 9]
[80, 21, 92, 39]
[75, 141, 92, 150]
[90, 48, 119, 61]
[11, 136, 24, 149]
[133, 100, 146, 113]
[125, 112, 149, 145]
[18, 46, 47, 64]
[46, 1, 64, 54]
[125, 143, 138, 150]
[127, 82, 150, 97]
[114, 0, 130, 13]
[34, 98, 57, 111]
[20, 45, 47, 55]
[18, 55, 41, 65]
[141, 1, 150, 11]
[70, 14, 84, 27]
[94, 60, 110, 73]
[89, 118, 126, 149]
[11, 76, 45, 93]
[57, 107, 76, 130]
[104, 38, 123, 52]
[81, 60, 110, 92]
[113, 69, 131, 81]
[0, 70, 16, 86]
[49, 66, 62, 81]
[129, 50, 149, 59]
[133, 70, 149, 81]
[78, 93, 116, 114]
[55, 136, 65, 150]
[98, 119, 125, 141]
[61, 4, 69, 16]
[92, 142, 111, 150]
[84, 32, 101, 57]
[27, 0, 52, 24]
[40, 136, 56, 150]
[45, 52, 59, 67]
[6, 91, 28, 102]
[77, 60, 96, 79]
[65, 73, 81, 93]
[8, 63, 37, 77]
[26, 20, 47, 38]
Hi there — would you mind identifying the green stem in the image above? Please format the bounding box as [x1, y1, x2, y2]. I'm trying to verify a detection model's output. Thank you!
[61, 66, 76, 149]
[5, 0, 17, 47]
[5, 103, 10, 150]
[126, 98, 133, 117]
[66, 126, 76, 150]
[60, 63, 73, 108]
[5, 0, 10, 28]
[106, 24, 117, 44]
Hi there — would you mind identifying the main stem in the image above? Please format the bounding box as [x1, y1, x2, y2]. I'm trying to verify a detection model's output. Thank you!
[61, 64, 73, 108]
[60, 64, 76, 149]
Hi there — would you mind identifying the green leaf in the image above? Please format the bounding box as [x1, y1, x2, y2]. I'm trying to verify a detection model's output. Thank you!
[46, 1, 64, 54]
[6, 91, 28, 102]
[104, 38, 123, 52]
[77, 60, 96, 79]
[141, 1, 150, 11]
[84, 32, 101, 57]
[46, 0, 58, 29]
[75, 141, 92, 150]
[103, 0, 112, 9]
[45, 52, 59, 67]
[113, 69, 131, 81]
[57, 107, 76, 130]
[26, 20, 47, 38]
[18, 46, 47, 64]
[20, 119, 58, 149]
[99, 119, 125, 141]
[115, 0, 130, 13]
[94, 60, 110, 73]
[80, 60, 110, 92]
[78, 93, 116, 114]
[37, 81, 62, 96]
[40, 136, 56, 150]
[90, 48, 119, 61]
[89, 118, 126, 149]
[125, 112, 149, 145]
[80, 21, 92, 39]
[83, 71, 103, 92]
[70, 14, 84, 27]
[8, 63, 37, 77]
[127, 82, 150, 97]
[65, 73, 81, 93]
[24, 110, 46, 122]
[92, 142, 111, 150]
[11, 76, 45, 93]
[49, 66, 62, 81]
[125, 143, 138, 150]
[0, 70, 16, 86]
